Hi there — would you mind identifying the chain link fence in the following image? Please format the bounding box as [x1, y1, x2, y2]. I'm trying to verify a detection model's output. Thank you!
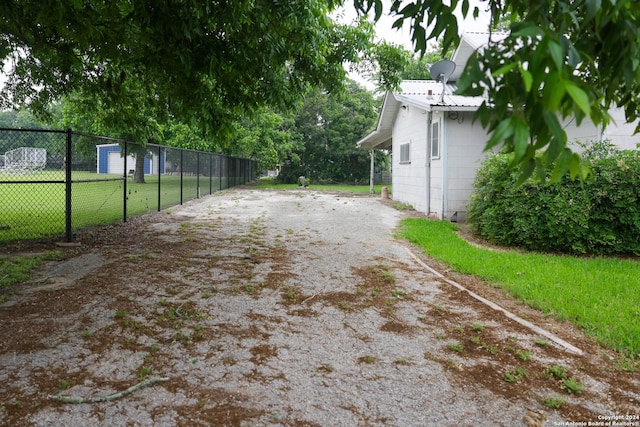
[0, 128, 257, 244]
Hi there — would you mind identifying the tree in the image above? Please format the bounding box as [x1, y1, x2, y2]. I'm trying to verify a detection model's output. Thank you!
[229, 109, 296, 172]
[396, 39, 455, 81]
[354, 0, 640, 181]
[279, 80, 385, 183]
[0, 1, 404, 145]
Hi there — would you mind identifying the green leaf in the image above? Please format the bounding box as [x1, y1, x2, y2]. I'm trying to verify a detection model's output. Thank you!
[547, 39, 565, 70]
[567, 152, 584, 179]
[512, 117, 531, 163]
[585, 0, 602, 22]
[374, 0, 383, 20]
[485, 118, 514, 151]
[511, 25, 543, 38]
[542, 74, 566, 111]
[565, 83, 591, 116]
[461, 0, 469, 17]
[515, 158, 535, 187]
[542, 111, 567, 165]
[550, 148, 573, 182]
[492, 62, 517, 77]
[519, 66, 533, 92]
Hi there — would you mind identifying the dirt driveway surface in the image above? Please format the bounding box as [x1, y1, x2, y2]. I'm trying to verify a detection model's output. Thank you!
[1, 187, 638, 426]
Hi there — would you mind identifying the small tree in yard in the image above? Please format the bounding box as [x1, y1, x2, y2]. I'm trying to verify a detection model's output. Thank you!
[468, 142, 640, 256]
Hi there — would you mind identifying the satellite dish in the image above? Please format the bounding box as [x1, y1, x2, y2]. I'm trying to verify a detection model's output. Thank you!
[427, 60, 456, 103]
[428, 60, 456, 82]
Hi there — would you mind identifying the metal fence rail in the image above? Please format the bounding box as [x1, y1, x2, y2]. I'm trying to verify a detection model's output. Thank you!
[0, 128, 257, 244]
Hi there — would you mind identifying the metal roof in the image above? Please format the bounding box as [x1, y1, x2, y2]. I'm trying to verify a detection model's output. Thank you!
[357, 80, 485, 149]
[358, 32, 508, 149]
[395, 80, 485, 110]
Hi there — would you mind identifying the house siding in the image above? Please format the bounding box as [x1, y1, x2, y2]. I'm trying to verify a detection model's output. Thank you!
[444, 111, 490, 220]
[603, 108, 640, 150]
[429, 114, 444, 218]
[392, 106, 428, 213]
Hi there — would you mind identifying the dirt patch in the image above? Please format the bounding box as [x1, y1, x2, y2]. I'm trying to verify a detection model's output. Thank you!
[0, 188, 638, 426]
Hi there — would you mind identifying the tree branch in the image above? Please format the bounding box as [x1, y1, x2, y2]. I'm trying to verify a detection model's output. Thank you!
[49, 376, 169, 404]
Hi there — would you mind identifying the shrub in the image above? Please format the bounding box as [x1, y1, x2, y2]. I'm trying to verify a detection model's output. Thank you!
[468, 142, 640, 255]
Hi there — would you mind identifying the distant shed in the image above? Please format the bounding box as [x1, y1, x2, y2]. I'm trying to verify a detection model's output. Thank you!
[96, 144, 164, 175]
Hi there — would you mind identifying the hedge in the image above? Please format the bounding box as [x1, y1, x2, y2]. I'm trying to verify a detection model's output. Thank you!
[468, 142, 640, 255]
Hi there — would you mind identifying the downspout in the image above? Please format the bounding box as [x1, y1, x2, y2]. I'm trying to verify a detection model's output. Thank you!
[426, 107, 433, 216]
[369, 149, 375, 194]
[442, 113, 448, 219]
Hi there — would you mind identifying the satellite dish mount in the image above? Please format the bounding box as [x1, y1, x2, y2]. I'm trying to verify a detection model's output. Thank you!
[427, 60, 456, 103]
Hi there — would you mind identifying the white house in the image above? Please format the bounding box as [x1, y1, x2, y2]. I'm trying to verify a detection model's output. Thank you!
[358, 32, 639, 221]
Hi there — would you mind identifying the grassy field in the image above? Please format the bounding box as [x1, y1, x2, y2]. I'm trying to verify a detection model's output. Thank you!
[400, 218, 640, 360]
[0, 171, 232, 242]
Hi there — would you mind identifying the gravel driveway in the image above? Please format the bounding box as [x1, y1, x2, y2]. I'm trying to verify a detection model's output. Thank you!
[0, 187, 638, 426]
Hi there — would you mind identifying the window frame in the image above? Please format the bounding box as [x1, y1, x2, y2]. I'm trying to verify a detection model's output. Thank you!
[399, 140, 411, 164]
[431, 121, 440, 159]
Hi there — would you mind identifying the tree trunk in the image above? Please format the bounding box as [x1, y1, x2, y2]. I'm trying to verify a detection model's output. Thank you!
[134, 153, 145, 183]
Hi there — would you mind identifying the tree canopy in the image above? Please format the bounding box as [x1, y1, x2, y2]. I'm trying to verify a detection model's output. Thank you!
[279, 80, 384, 184]
[3, 0, 639, 179]
[355, 0, 640, 180]
[0, 0, 402, 143]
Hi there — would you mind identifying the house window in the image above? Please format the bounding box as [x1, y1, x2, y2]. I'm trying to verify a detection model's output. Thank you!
[400, 141, 411, 163]
[431, 122, 440, 159]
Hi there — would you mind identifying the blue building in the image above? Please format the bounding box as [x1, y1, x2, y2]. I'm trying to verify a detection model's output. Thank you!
[96, 144, 165, 175]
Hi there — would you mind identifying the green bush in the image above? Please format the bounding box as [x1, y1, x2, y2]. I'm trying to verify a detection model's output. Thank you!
[468, 142, 640, 255]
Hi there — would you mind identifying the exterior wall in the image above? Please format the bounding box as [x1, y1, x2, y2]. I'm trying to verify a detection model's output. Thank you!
[564, 117, 602, 154]
[443, 111, 491, 221]
[97, 145, 124, 174]
[603, 108, 640, 150]
[391, 105, 428, 213]
[429, 112, 444, 218]
[97, 144, 155, 175]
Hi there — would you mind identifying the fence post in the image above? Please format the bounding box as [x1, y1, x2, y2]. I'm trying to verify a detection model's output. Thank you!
[157, 146, 162, 211]
[123, 140, 128, 222]
[209, 153, 213, 195]
[65, 128, 73, 242]
[196, 152, 200, 198]
[219, 156, 223, 191]
[180, 149, 184, 205]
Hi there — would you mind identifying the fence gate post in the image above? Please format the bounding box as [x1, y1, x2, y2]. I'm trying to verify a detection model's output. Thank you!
[180, 149, 184, 205]
[65, 128, 73, 242]
[157, 146, 162, 211]
[196, 152, 200, 198]
[123, 140, 128, 222]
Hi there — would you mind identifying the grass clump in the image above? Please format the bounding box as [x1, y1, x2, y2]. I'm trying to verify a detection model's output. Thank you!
[448, 342, 464, 353]
[0, 251, 61, 302]
[540, 394, 565, 409]
[562, 377, 585, 394]
[400, 218, 640, 358]
[504, 367, 527, 383]
[545, 365, 568, 380]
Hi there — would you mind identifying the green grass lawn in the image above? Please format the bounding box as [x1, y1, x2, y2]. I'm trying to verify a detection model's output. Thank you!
[0, 171, 230, 242]
[400, 218, 640, 359]
[252, 177, 391, 194]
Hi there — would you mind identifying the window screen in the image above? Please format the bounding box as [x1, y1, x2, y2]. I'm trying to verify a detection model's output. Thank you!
[431, 122, 440, 159]
[400, 141, 410, 163]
